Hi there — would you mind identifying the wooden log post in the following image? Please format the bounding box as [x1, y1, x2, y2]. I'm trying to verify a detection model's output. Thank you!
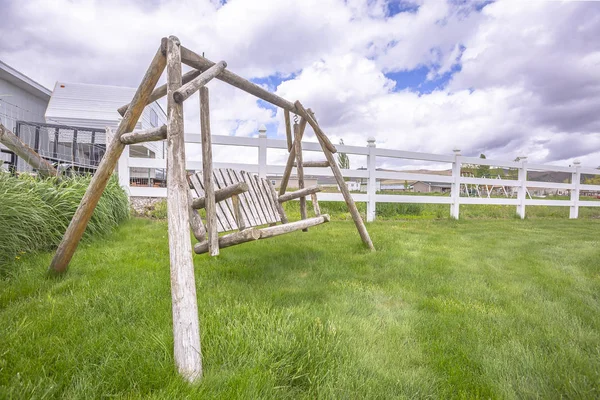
[231, 195, 246, 230]
[284, 109, 292, 152]
[49, 40, 167, 273]
[294, 122, 308, 231]
[165, 36, 203, 382]
[259, 215, 330, 239]
[118, 68, 202, 116]
[187, 191, 206, 241]
[194, 228, 261, 254]
[200, 86, 219, 256]
[0, 123, 57, 177]
[278, 118, 307, 196]
[173, 61, 226, 103]
[311, 193, 321, 216]
[191, 181, 248, 209]
[309, 110, 375, 251]
[120, 124, 167, 144]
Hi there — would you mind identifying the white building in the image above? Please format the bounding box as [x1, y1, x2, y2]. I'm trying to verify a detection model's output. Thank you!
[0, 60, 52, 171]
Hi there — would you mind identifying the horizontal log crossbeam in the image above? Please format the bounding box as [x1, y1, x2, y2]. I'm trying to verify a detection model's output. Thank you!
[173, 61, 227, 103]
[120, 125, 167, 144]
[194, 228, 261, 254]
[293, 160, 330, 168]
[279, 185, 322, 203]
[191, 181, 248, 209]
[259, 215, 330, 239]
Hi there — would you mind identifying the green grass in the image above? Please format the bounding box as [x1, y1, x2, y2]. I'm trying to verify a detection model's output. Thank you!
[1, 218, 600, 399]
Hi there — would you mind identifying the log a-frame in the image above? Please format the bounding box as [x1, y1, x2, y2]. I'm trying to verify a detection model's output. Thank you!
[48, 36, 375, 382]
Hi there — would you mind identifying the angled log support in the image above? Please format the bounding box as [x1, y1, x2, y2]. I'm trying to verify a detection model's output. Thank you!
[173, 61, 227, 103]
[294, 122, 308, 230]
[191, 181, 248, 209]
[295, 102, 337, 154]
[49, 39, 167, 273]
[278, 118, 307, 196]
[0, 123, 57, 177]
[165, 36, 203, 382]
[120, 124, 167, 144]
[278, 185, 322, 203]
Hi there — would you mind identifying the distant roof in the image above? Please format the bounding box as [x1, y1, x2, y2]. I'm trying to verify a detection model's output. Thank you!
[45, 81, 166, 125]
[0, 60, 52, 99]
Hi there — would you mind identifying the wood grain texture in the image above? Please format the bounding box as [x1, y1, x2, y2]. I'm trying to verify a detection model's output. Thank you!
[224, 169, 256, 227]
[173, 61, 226, 103]
[0, 123, 57, 177]
[259, 215, 330, 239]
[200, 86, 219, 256]
[165, 36, 203, 383]
[293, 160, 330, 168]
[284, 109, 292, 152]
[293, 121, 308, 230]
[187, 190, 206, 241]
[49, 40, 167, 273]
[278, 185, 322, 203]
[117, 68, 201, 116]
[231, 195, 246, 230]
[189, 173, 226, 232]
[190, 180, 248, 209]
[193, 228, 261, 254]
[180, 46, 299, 114]
[278, 119, 307, 196]
[311, 192, 321, 216]
[120, 124, 167, 144]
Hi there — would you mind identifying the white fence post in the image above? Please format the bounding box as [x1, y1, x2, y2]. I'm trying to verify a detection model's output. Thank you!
[450, 148, 461, 219]
[258, 125, 267, 179]
[517, 156, 528, 219]
[367, 137, 377, 222]
[570, 160, 581, 219]
[117, 144, 130, 197]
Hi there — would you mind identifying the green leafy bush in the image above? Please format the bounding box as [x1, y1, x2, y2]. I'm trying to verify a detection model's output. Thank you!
[0, 172, 129, 269]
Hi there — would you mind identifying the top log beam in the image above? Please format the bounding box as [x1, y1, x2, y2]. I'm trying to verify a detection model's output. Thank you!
[180, 46, 300, 114]
[49, 40, 167, 273]
[173, 61, 227, 103]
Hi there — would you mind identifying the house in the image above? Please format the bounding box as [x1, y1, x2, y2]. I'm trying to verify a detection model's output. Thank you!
[0, 60, 52, 171]
[45, 82, 167, 183]
[270, 176, 318, 190]
[412, 181, 452, 193]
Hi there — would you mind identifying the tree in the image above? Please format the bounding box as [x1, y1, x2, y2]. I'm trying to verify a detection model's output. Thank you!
[338, 139, 350, 170]
[477, 153, 490, 177]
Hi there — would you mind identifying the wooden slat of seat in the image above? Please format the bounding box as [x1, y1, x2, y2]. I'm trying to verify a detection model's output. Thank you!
[251, 174, 276, 223]
[223, 169, 255, 227]
[259, 177, 281, 222]
[191, 172, 234, 232]
[231, 169, 261, 227]
[241, 171, 268, 225]
[212, 170, 238, 230]
[189, 173, 227, 232]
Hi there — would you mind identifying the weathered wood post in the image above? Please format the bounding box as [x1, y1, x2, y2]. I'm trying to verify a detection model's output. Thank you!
[294, 122, 308, 230]
[517, 156, 528, 219]
[366, 137, 377, 222]
[165, 36, 203, 382]
[200, 87, 219, 256]
[49, 40, 167, 273]
[570, 160, 581, 219]
[450, 148, 461, 219]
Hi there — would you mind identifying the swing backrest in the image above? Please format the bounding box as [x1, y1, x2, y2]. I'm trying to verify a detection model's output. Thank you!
[189, 168, 283, 233]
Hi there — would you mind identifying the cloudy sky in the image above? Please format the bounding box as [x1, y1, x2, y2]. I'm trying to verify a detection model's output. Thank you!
[1, 0, 599, 168]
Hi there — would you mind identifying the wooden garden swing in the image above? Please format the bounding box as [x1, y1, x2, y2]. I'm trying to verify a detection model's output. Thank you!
[48, 36, 374, 382]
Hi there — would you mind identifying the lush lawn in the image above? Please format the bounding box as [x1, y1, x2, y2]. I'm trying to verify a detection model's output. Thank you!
[1, 218, 599, 399]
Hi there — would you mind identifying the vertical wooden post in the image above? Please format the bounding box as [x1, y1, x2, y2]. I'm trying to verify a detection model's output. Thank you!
[284, 109, 293, 152]
[570, 161, 581, 219]
[200, 87, 219, 256]
[49, 40, 166, 273]
[450, 149, 461, 219]
[294, 122, 308, 230]
[517, 157, 528, 219]
[165, 36, 202, 382]
[366, 137, 377, 222]
[258, 125, 267, 179]
[309, 110, 375, 251]
[115, 128, 130, 195]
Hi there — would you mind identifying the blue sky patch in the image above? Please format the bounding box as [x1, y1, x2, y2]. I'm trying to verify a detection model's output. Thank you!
[385, 63, 461, 94]
[386, 0, 420, 17]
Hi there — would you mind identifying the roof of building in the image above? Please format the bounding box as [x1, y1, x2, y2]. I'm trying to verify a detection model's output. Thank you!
[45, 81, 166, 124]
[0, 60, 52, 99]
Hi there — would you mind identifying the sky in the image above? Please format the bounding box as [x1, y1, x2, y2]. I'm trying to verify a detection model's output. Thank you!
[1, 0, 599, 169]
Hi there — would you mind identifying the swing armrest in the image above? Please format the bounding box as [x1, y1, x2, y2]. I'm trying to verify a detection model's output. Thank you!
[278, 185, 322, 203]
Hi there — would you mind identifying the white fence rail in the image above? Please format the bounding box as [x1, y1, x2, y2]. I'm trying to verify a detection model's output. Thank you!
[118, 132, 600, 221]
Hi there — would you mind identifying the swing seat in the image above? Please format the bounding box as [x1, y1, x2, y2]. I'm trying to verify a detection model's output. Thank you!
[189, 168, 329, 254]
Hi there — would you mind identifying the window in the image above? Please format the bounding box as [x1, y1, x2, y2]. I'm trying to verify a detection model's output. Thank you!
[271, 180, 276, 186]
[150, 108, 158, 127]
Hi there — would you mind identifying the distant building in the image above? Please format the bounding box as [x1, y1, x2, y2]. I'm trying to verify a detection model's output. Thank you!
[0, 60, 52, 171]
[412, 181, 452, 193]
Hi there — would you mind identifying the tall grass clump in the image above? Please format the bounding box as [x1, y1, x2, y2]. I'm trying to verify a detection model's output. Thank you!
[0, 172, 129, 270]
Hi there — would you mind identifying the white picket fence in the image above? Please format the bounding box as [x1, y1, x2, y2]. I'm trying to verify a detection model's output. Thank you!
[117, 132, 600, 221]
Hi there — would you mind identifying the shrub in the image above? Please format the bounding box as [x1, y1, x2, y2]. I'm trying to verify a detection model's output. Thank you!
[0, 172, 129, 270]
